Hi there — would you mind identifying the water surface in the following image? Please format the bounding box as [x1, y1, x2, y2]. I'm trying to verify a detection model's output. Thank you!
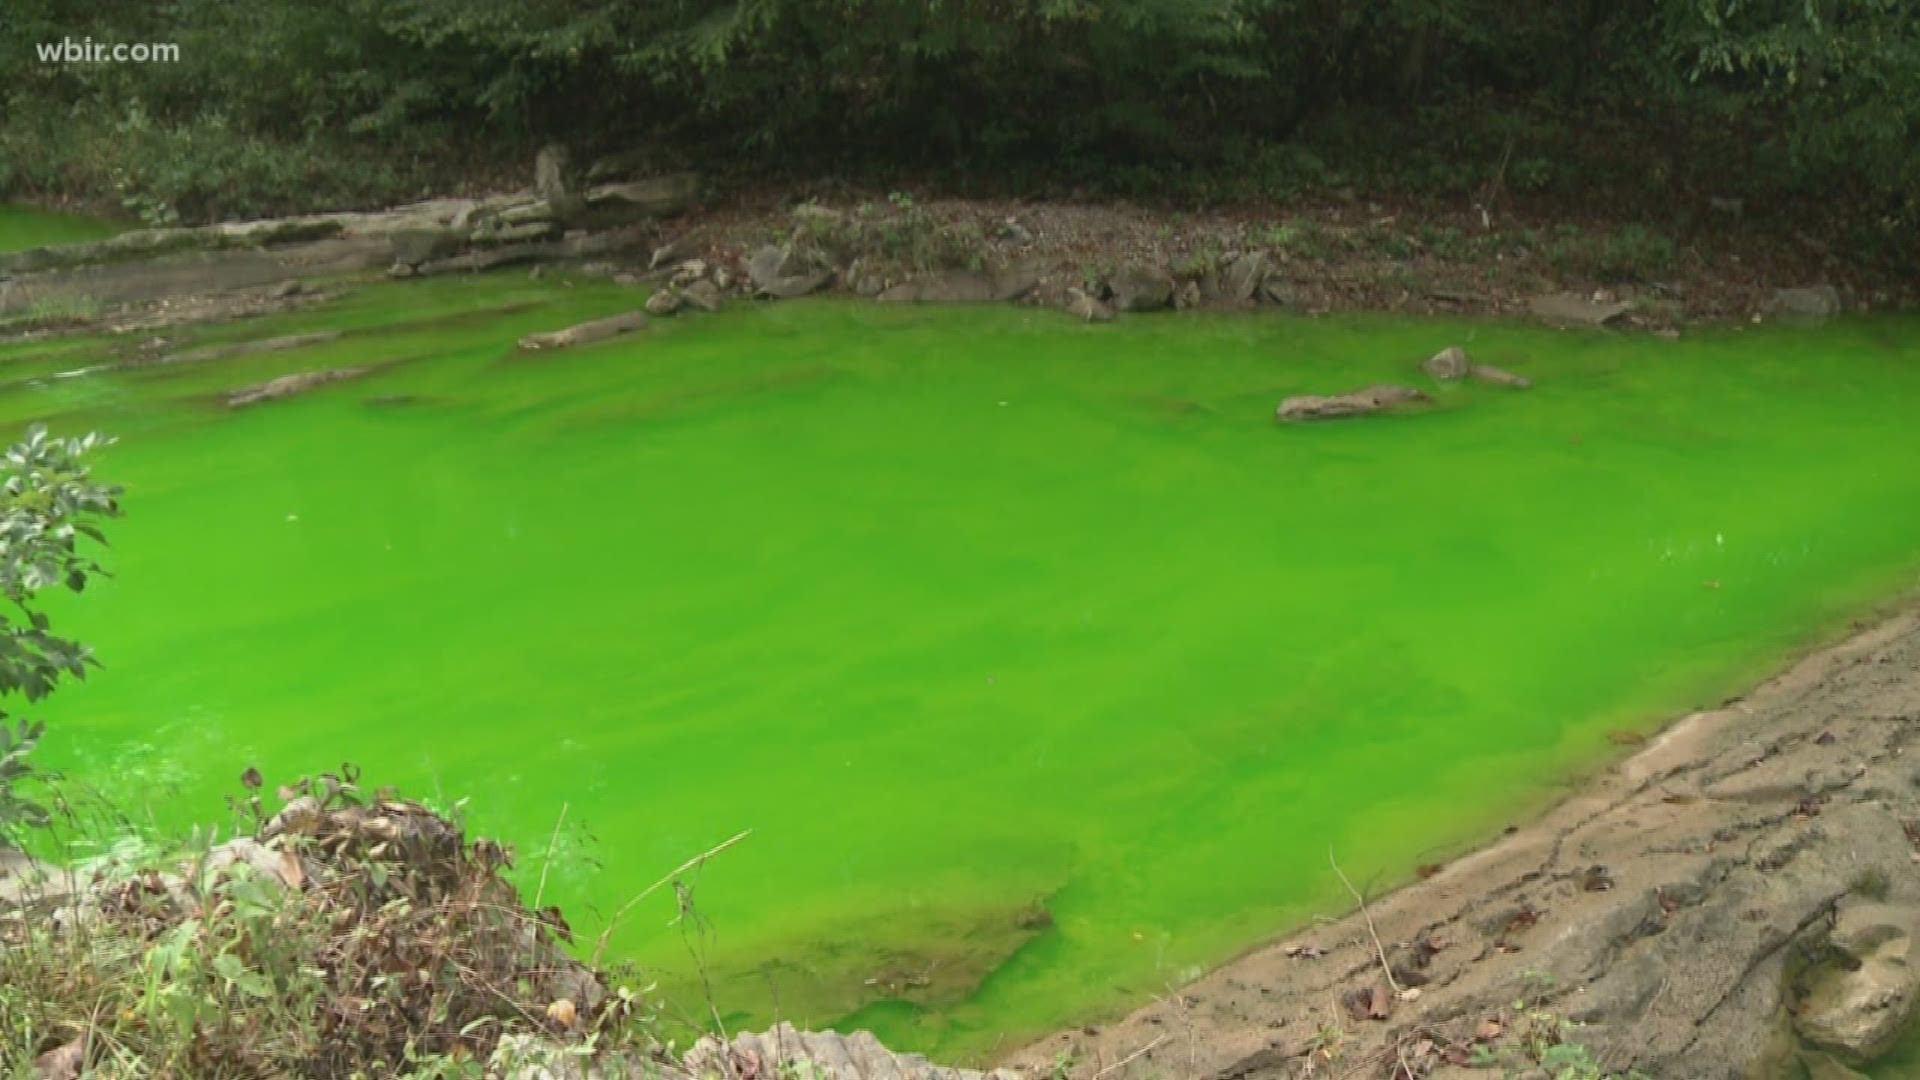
[0, 204, 119, 252]
[6, 277, 1919, 1059]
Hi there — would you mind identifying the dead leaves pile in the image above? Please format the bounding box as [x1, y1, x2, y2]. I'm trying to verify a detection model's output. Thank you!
[9, 766, 626, 1078]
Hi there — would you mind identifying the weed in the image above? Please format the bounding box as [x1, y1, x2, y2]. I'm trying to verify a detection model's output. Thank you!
[1469, 996, 1652, 1080]
[1306, 1021, 1348, 1063]
[1851, 865, 1892, 901]
[0, 770, 650, 1077]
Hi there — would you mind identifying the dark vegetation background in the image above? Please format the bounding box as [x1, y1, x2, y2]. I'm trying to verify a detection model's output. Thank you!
[2, 0, 1914, 263]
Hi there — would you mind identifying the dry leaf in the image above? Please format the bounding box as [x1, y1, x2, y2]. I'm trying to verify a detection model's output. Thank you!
[1475, 1017, 1503, 1041]
[546, 998, 577, 1027]
[1368, 984, 1392, 1020]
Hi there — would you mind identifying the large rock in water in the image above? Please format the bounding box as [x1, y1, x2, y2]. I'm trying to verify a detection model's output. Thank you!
[1107, 265, 1173, 312]
[1469, 362, 1532, 388]
[1422, 346, 1469, 380]
[1276, 385, 1430, 422]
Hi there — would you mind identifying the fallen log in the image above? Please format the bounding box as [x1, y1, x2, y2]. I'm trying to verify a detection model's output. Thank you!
[517, 311, 647, 352]
[226, 367, 368, 408]
[1276, 385, 1430, 422]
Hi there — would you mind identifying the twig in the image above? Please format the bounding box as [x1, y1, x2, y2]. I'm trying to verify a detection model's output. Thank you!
[1092, 1034, 1166, 1079]
[532, 800, 569, 910]
[1328, 848, 1401, 996]
[591, 829, 751, 968]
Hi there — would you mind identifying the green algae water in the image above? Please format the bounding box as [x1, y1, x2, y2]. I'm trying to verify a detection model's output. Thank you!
[0, 204, 118, 252]
[5, 276, 1920, 1060]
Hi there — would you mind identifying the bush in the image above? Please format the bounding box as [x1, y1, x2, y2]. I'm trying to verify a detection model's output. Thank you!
[1, 770, 647, 1078]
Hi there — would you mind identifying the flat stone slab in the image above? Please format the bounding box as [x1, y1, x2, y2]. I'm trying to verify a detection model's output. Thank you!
[1528, 291, 1631, 328]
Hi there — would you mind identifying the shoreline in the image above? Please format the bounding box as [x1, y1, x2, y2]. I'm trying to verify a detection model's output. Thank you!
[1002, 596, 1920, 1079]
[6, 185, 1910, 339]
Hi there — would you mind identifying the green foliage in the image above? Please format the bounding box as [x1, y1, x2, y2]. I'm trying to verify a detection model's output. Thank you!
[0, 425, 119, 836]
[0, 0, 1913, 260]
[1469, 997, 1653, 1080]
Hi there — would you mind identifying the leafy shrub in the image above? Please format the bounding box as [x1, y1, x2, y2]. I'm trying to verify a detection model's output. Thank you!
[0, 426, 119, 839]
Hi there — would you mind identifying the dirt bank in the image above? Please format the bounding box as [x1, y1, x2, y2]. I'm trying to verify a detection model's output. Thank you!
[1007, 604, 1920, 1080]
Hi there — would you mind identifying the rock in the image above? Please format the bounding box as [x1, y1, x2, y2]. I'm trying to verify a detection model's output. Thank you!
[1528, 291, 1631, 328]
[680, 280, 724, 312]
[1793, 901, 1920, 1061]
[686, 1024, 1022, 1080]
[1260, 278, 1298, 308]
[1422, 346, 1469, 381]
[389, 228, 467, 269]
[645, 289, 683, 316]
[517, 311, 647, 351]
[1770, 286, 1842, 325]
[1276, 385, 1431, 422]
[1065, 287, 1115, 323]
[200, 837, 305, 889]
[470, 220, 560, 246]
[868, 269, 1027, 305]
[921, 271, 997, 304]
[1223, 252, 1270, 302]
[851, 270, 887, 297]
[226, 367, 368, 408]
[1107, 265, 1173, 312]
[759, 269, 834, 300]
[412, 244, 551, 277]
[1469, 363, 1532, 389]
[580, 174, 700, 219]
[1175, 280, 1202, 310]
[533, 144, 572, 202]
[585, 149, 652, 184]
[992, 261, 1043, 302]
[268, 280, 303, 300]
[670, 259, 710, 288]
[912, 270, 997, 304]
[747, 245, 796, 289]
[494, 200, 560, 228]
[649, 232, 704, 271]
